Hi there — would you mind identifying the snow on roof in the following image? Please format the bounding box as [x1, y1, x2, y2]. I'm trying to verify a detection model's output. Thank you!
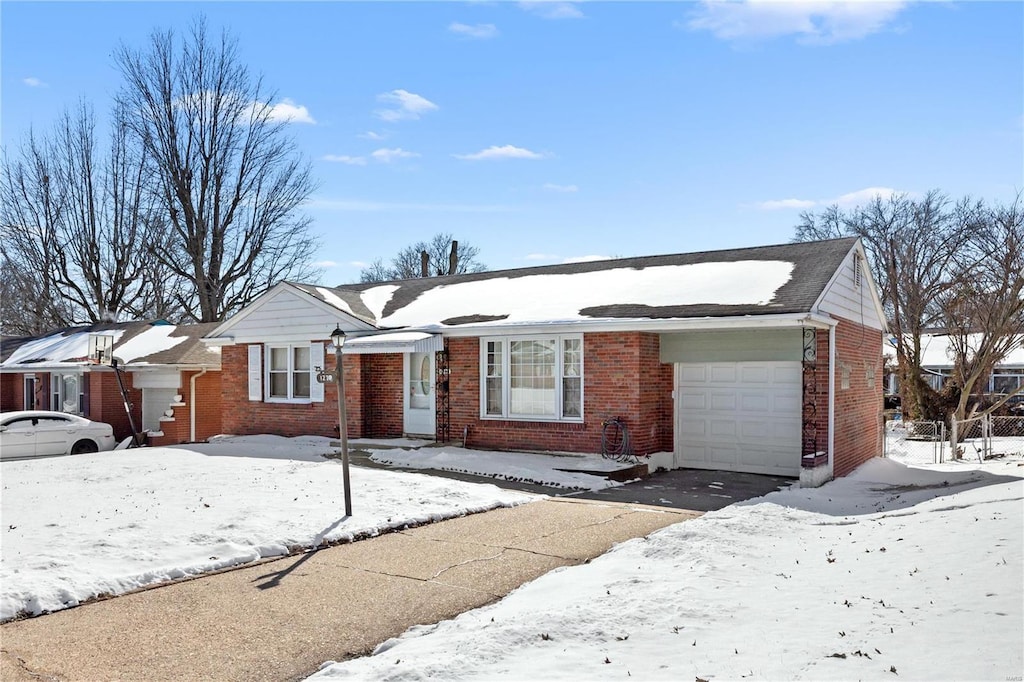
[361, 284, 399, 321]
[315, 287, 356, 317]
[1, 322, 221, 369]
[4, 329, 125, 366]
[113, 325, 188, 364]
[369, 260, 795, 328]
[886, 333, 1024, 368]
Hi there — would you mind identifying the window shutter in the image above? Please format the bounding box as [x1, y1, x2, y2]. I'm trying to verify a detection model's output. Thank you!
[310, 342, 326, 403]
[247, 345, 263, 401]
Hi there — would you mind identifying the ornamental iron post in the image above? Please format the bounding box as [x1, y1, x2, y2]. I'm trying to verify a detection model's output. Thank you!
[330, 326, 353, 517]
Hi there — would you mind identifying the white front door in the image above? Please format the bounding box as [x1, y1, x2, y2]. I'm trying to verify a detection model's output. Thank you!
[674, 361, 802, 477]
[404, 352, 436, 437]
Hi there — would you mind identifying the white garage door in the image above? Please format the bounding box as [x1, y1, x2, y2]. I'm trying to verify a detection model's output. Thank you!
[674, 361, 801, 477]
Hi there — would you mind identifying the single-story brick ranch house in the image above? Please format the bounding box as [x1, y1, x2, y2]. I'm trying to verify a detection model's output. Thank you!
[0, 321, 222, 445]
[204, 237, 885, 486]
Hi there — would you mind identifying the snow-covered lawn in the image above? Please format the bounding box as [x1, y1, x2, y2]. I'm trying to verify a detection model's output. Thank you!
[0, 435, 535, 622]
[363, 443, 628, 491]
[312, 456, 1024, 681]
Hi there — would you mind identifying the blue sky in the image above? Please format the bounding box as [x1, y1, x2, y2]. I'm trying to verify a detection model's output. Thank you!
[3, 1, 1022, 285]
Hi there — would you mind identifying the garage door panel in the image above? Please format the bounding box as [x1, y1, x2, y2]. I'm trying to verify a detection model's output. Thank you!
[710, 419, 736, 437]
[680, 392, 706, 410]
[679, 365, 707, 382]
[741, 365, 771, 383]
[675, 361, 801, 477]
[709, 365, 737, 383]
[710, 393, 736, 410]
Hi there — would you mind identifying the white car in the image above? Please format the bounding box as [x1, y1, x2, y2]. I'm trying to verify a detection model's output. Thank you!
[0, 411, 117, 460]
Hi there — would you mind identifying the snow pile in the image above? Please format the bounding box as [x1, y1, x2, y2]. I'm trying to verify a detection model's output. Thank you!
[366, 445, 627, 491]
[0, 436, 536, 621]
[313, 456, 1023, 681]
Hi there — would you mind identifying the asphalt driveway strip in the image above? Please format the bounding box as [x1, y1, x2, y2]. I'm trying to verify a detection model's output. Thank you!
[348, 448, 794, 511]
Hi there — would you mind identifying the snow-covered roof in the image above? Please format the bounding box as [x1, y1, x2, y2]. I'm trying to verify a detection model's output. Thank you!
[0, 322, 222, 370]
[885, 333, 1024, 368]
[292, 238, 858, 331]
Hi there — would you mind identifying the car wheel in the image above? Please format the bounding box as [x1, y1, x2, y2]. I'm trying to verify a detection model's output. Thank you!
[71, 439, 99, 455]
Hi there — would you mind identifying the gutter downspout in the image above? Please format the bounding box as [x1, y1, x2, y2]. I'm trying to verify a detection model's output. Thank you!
[190, 368, 209, 442]
[828, 324, 836, 477]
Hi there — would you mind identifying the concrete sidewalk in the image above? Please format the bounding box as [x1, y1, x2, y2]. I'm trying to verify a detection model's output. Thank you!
[1, 498, 697, 682]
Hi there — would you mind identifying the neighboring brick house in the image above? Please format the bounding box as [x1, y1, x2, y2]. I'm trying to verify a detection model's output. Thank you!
[206, 237, 886, 486]
[0, 321, 222, 445]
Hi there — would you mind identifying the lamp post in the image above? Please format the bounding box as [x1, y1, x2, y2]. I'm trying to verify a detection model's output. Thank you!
[331, 326, 352, 517]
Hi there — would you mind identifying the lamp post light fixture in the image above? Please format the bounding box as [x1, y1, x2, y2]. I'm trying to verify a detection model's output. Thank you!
[331, 326, 353, 517]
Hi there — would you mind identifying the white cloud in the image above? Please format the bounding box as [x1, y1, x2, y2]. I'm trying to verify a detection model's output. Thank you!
[686, 1, 908, 45]
[454, 145, 545, 161]
[519, 1, 584, 19]
[834, 186, 906, 207]
[370, 147, 420, 163]
[322, 154, 367, 165]
[563, 255, 612, 264]
[757, 198, 817, 210]
[313, 260, 339, 268]
[543, 183, 578, 193]
[359, 131, 387, 140]
[375, 89, 438, 122]
[449, 22, 499, 39]
[263, 98, 315, 124]
[755, 186, 914, 211]
[23, 77, 47, 88]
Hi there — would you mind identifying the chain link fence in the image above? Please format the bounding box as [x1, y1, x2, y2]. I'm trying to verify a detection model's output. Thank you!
[884, 418, 946, 465]
[951, 414, 1024, 461]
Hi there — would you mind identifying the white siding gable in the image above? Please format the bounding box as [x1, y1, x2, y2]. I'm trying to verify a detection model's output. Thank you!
[814, 243, 886, 330]
[218, 285, 373, 344]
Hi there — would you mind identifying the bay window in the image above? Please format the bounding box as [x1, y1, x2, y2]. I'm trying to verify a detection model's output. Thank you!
[481, 335, 583, 421]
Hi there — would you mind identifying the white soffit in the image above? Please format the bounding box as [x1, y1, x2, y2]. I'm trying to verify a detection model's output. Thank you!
[341, 332, 443, 355]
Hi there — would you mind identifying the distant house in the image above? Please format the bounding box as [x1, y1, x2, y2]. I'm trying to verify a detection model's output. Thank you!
[0, 321, 222, 445]
[885, 333, 1024, 407]
[204, 237, 885, 486]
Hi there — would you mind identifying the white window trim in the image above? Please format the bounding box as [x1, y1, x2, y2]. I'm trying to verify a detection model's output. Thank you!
[479, 334, 584, 423]
[50, 372, 84, 414]
[265, 344, 313, 404]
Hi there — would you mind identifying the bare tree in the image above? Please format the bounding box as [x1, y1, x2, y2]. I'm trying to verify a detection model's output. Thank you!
[942, 195, 1024, 425]
[359, 232, 486, 282]
[795, 191, 969, 419]
[115, 19, 320, 322]
[1, 104, 172, 332]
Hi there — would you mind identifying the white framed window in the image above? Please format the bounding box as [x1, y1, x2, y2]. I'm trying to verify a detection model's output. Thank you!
[480, 335, 583, 422]
[50, 373, 84, 414]
[267, 344, 312, 401]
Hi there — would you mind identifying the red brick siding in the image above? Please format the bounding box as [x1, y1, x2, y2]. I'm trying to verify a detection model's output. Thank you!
[0, 373, 17, 411]
[221, 343, 364, 439]
[148, 370, 223, 446]
[831, 318, 883, 477]
[362, 353, 403, 437]
[446, 333, 672, 454]
[88, 370, 143, 442]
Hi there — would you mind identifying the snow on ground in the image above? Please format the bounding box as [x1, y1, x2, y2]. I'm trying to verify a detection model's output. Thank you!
[0, 435, 535, 621]
[365, 444, 627, 491]
[312, 455, 1024, 682]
